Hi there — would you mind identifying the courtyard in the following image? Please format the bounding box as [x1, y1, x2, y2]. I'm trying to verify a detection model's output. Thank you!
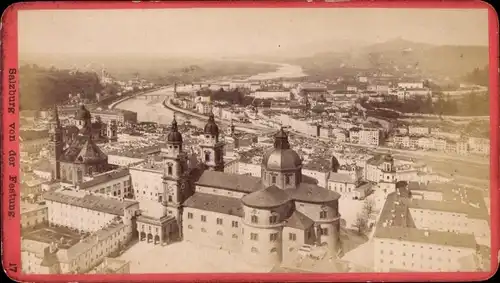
[115, 240, 273, 273]
[22, 224, 82, 249]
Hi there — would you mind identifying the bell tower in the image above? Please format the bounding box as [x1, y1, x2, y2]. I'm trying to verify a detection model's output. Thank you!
[199, 112, 224, 171]
[162, 115, 189, 214]
[49, 106, 63, 180]
[107, 120, 118, 142]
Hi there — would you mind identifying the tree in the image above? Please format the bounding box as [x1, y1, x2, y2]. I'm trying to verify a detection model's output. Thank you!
[353, 212, 369, 234]
[362, 198, 376, 218]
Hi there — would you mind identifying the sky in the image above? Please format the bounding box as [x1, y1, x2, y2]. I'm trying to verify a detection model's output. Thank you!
[18, 8, 489, 57]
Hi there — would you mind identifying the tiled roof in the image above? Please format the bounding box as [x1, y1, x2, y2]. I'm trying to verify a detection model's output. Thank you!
[375, 190, 479, 249]
[195, 170, 262, 193]
[406, 182, 488, 220]
[59, 136, 107, 164]
[286, 183, 340, 204]
[285, 210, 314, 230]
[183, 192, 244, 217]
[327, 172, 355, 184]
[374, 226, 477, 249]
[241, 185, 291, 209]
[43, 190, 137, 216]
[367, 154, 386, 166]
[79, 168, 130, 190]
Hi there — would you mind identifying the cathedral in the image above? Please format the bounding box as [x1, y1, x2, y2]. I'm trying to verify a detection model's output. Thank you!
[130, 111, 342, 267]
[49, 106, 115, 184]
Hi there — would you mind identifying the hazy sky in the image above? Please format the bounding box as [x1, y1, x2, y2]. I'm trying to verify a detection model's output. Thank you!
[19, 8, 489, 56]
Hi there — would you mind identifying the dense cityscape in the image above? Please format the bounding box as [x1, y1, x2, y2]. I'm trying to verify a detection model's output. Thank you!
[18, 8, 491, 275]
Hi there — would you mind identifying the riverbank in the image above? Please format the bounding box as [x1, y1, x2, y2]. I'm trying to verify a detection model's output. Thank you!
[163, 98, 269, 133]
[108, 87, 166, 110]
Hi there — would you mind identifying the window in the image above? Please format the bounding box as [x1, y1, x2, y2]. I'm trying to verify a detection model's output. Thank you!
[187, 212, 193, 219]
[168, 195, 173, 202]
[251, 215, 258, 224]
[217, 230, 223, 236]
[205, 152, 211, 162]
[216, 218, 223, 225]
[201, 215, 207, 222]
[250, 233, 258, 241]
[271, 175, 276, 184]
[289, 233, 296, 241]
[285, 175, 290, 185]
[201, 228, 207, 233]
[270, 233, 278, 242]
[269, 215, 277, 224]
[251, 247, 258, 253]
[232, 234, 238, 239]
[320, 228, 328, 236]
[320, 211, 327, 219]
[231, 221, 239, 228]
[389, 250, 393, 255]
[167, 165, 173, 175]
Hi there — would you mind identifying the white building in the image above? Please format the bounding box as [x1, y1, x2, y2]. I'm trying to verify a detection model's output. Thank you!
[373, 182, 484, 272]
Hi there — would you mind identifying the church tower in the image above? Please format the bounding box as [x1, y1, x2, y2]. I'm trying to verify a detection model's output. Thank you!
[49, 106, 64, 180]
[162, 116, 189, 215]
[107, 120, 118, 142]
[199, 112, 224, 171]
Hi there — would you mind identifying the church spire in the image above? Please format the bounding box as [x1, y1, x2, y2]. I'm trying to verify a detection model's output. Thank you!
[274, 126, 290, 150]
[171, 113, 178, 132]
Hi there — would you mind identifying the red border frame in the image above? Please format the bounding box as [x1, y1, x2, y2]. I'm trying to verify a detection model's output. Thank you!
[2, 1, 498, 282]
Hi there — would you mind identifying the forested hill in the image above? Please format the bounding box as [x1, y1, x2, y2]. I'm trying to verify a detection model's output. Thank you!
[463, 66, 489, 87]
[19, 65, 102, 110]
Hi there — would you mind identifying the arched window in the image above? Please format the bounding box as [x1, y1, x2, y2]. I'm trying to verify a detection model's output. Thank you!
[251, 215, 258, 224]
[270, 247, 277, 253]
[204, 151, 211, 162]
[168, 165, 173, 175]
[271, 175, 276, 184]
[320, 211, 327, 219]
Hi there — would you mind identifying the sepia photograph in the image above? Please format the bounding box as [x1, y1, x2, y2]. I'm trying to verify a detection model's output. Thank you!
[14, 6, 494, 276]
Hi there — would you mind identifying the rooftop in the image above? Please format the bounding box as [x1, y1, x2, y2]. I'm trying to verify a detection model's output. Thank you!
[183, 192, 244, 217]
[22, 224, 82, 250]
[43, 189, 138, 216]
[241, 185, 291, 209]
[57, 222, 126, 263]
[374, 189, 480, 249]
[78, 168, 130, 190]
[195, 171, 262, 193]
[375, 226, 477, 249]
[21, 202, 47, 214]
[285, 210, 314, 230]
[327, 172, 356, 184]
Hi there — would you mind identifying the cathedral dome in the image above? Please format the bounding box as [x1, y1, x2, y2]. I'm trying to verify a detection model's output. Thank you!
[262, 127, 302, 171]
[204, 112, 219, 136]
[75, 104, 91, 121]
[167, 117, 183, 144]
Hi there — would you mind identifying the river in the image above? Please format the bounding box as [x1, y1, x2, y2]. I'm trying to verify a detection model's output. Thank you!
[114, 61, 307, 126]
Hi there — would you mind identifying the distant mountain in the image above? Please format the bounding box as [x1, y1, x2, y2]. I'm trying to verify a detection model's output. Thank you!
[289, 38, 489, 80]
[19, 53, 276, 82]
